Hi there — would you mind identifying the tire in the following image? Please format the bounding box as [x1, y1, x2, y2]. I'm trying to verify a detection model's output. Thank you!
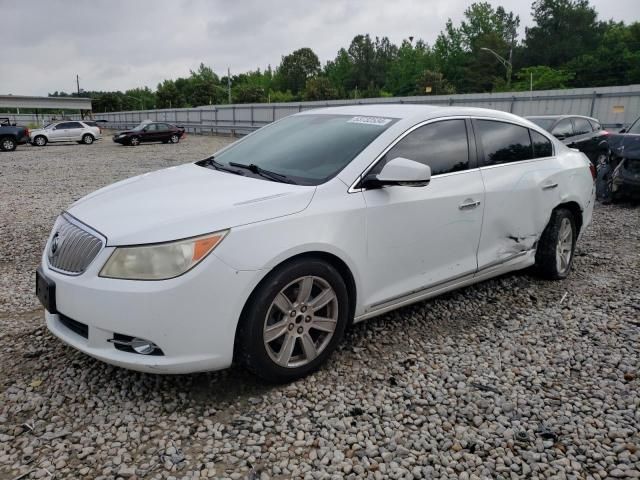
[33, 135, 47, 147]
[535, 208, 577, 280]
[1, 137, 17, 151]
[129, 136, 140, 146]
[82, 134, 94, 145]
[169, 134, 180, 144]
[236, 258, 350, 383]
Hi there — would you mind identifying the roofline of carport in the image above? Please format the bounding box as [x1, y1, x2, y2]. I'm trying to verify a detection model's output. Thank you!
[0, 95, 92, 110]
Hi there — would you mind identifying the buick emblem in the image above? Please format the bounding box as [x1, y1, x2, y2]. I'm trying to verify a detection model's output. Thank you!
[50, 233, 61, 256]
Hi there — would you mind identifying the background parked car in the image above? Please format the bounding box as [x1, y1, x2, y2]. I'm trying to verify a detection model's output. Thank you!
[30, 121, 102, 146]
[0, 121, 30, 151]
[605, 117, 640, 201]
[112, 122, 185, 146]
[526, 115, 609, 164]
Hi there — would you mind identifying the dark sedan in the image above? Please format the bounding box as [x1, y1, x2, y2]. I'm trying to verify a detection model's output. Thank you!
[606, 117, 640, 201]
[113, 122, 185, 146]
[526, 115, 609, 165]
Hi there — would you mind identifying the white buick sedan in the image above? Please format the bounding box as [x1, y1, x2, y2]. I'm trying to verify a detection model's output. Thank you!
[37, 105, 595, 382]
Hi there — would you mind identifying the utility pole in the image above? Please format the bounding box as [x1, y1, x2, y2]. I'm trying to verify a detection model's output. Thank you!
[227, 67, 232, 104]
[480, 47, 512, 90]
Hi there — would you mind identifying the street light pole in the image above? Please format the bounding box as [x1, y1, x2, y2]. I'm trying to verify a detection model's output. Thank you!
[480, 47, 513, 89]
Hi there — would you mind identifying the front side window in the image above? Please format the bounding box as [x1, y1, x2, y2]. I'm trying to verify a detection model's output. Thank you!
[475, 120, 533, 166]
[66, 122, 83, 129]
[145, 124, 158, 131]
[210, 114, 398, 185]
[56, 122, 74, 129]
[551, 119, 574, 139]
[371, 119, 469, 176]
[531, 130, 553, 158]
[573, 117, 592, 136]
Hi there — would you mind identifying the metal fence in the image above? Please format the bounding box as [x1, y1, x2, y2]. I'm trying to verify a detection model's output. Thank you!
[4, 84, 639, 134]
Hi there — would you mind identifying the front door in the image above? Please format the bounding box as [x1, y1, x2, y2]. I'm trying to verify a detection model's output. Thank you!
[361, 119, 485, 308]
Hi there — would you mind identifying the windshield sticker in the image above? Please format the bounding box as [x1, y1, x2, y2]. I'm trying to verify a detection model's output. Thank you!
[347, 116, 393, 126]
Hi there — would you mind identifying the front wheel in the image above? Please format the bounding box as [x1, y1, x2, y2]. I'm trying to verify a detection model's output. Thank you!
[236, 258, 350, 383]
[535, 208, 576, 280]
[82, 134, 94, 145]
[129, 136, 140, 146]
[33, 135, 47, 147]
[1, 137, 17, 151]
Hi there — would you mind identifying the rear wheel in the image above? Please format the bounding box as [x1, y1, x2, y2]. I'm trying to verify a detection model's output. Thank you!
[535, 208, 576, 280]
[82, 134, 94, 145]
[129, 136, 140, 146]
[1, 137, 17, 151]
[169, 133, 180, 144]
[236, 258, 350, 383]
[33, 135, 47, 147]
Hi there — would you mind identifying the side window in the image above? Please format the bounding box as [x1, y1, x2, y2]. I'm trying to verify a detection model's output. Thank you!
[589, 119, 602, 131]
[145, 124, 157, 131]
[551, 119, 574, 139]
[530, 130, 553, 158]
[56, 122, 73, 129]
[66, 122, 83, 129]
[475, 120, 533, 166]
[572, 117, 592, 136]
[374, 119, 469, 176]
[156, 123, 169, 131]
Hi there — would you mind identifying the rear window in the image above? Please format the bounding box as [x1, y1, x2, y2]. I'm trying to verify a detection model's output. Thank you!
[475, 120, 533, 166]
[211, 114, 398, 185]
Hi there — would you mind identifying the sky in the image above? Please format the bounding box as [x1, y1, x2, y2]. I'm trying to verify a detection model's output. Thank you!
[2, 0, 639, 96]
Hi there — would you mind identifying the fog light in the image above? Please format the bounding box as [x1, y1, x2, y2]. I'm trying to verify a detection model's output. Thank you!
[131, 338, 158, 355]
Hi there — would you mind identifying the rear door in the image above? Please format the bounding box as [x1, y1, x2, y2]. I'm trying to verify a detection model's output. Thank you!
[361, 118, 485, 307]
[473, 119, 561, 270]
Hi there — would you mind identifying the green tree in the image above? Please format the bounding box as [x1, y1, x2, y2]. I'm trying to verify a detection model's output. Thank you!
[523, 0, 602, 68]
[275, 48, 321, 95]
[512, 66, 575, 90]
[303, 77, 338, 101]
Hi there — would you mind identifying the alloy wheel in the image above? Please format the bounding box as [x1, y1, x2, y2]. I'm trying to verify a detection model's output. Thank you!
[170, 134, 179, 143]
[263, 275, 339, 368]
[555, 217, 573, 274]
[130, 137, 140, 146]
[2, 139, 15, 150]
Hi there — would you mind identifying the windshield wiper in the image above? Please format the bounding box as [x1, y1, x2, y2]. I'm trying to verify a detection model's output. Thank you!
[228, 162, 296, 184]
[198, 156, 245, 175]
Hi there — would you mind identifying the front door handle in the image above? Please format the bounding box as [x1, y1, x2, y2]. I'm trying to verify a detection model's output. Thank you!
[459, 199, 481, 210]
[542, 182, 559, 190]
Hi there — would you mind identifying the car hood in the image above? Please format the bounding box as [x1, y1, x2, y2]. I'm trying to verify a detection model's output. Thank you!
[67, 163, 316, 245]
[114, 130, 134, 135]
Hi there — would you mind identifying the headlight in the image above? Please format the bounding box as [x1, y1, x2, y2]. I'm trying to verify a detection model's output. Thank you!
[99, 230, 228, 280]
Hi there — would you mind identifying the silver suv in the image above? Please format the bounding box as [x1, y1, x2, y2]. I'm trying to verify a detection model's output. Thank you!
[30, 121, 102, 146]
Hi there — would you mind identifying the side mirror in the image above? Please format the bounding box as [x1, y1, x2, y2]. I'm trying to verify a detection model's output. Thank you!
[619, 128, 627, 134]
[361, 157, 431, 189]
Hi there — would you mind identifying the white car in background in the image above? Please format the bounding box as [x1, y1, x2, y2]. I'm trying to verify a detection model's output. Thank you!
[36, 105, 596, 382]
[30, 120, 101, 146]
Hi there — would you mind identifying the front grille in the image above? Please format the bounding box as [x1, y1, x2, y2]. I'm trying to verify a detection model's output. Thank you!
[47, 215, 103, 275]
[58, 314, 89, 339]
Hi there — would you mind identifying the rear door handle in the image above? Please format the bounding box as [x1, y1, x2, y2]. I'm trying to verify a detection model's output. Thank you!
[459, 199, 481, 210]
[542, 182, 559, 190]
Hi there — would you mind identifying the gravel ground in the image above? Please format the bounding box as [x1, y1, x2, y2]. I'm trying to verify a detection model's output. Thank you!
[0, 135, 639, 480]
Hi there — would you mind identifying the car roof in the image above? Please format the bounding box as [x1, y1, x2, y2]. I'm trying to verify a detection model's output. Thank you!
[527, 114, 599, 122]
[299, 104, 534, 125]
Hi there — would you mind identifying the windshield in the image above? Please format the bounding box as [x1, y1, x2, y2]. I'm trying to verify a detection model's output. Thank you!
[209, 114, 397, 185]
[528, 118, 556, 130]
[628, 118, 640, 135]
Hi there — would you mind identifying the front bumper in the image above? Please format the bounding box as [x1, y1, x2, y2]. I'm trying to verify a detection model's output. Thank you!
[41, 246, 261, 374]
